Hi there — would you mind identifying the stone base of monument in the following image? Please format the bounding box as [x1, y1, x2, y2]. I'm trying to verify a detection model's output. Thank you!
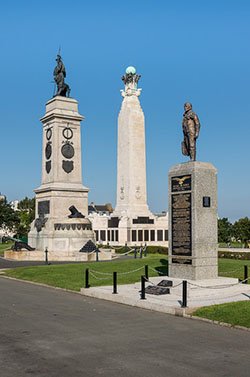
[4, 248, 113, 262]
[4, 217, 113, 261]
[168, 161, 218, 280]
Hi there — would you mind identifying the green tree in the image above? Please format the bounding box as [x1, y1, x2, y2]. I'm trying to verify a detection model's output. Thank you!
[16, 197, 35, 237]
[0, 197, 19, 232]
[232, 217, 250, 248]
[218, 218, 232, 243]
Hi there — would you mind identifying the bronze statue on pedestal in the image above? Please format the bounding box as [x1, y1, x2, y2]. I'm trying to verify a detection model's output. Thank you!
[181, 102, 200, 161]
[53, 54, 70, 97]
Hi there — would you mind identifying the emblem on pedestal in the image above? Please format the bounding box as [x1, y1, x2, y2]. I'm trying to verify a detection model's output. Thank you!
[62, 160, 74, 173]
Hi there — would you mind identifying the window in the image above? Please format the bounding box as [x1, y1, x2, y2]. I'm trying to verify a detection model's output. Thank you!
[164, 230, 168, 241]
[157, 230, 163, 241]
[150, 230, 155, 241]
[100, 230, 106, 241]
[115, 230, 119, 242]
[111, 230, 114, 241]
[138, 230, 143, 242]
[144, 230, 149, 242]
[107, 230, 110, 241]
[132, 230, 136, 242]
[95, 230, 99, 241]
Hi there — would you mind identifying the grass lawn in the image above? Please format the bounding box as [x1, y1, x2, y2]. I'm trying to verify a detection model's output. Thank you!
[193, 301, 250, 328]
[0, 242, 13, 256]
[3, 254, 168, 291]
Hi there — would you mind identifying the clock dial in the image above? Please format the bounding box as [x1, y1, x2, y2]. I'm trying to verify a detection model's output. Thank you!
[46, 128, 52, 140]
[45, 142, 52, 159]
[63, 127, 73, 140]
[61, 143, 74, 159]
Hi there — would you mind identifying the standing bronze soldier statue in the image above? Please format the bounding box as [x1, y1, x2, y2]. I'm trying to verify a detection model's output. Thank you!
[53, 54, 70, 97]
[181, 102, 200, 161]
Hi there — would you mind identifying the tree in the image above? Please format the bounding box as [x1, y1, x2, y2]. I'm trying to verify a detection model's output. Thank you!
[16, 197, 35, 237]
[232, 217, 250, 248]
[218, 218, 232, 243]
[0, 197, 19, 232]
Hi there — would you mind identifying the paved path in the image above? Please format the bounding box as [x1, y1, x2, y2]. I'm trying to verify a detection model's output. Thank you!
[0, 277, 250, 377]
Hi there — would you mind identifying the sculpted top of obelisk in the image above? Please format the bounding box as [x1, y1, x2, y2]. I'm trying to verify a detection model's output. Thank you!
[121, 66, 141, 97]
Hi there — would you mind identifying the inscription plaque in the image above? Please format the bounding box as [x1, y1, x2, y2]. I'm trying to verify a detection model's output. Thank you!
[38, 200, 50, 215]
[171, 193, 192, 264]
[171, 175, 191, 192]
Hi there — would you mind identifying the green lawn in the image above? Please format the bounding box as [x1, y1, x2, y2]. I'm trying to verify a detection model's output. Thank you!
[3, 255, 168, 291]
[193, 301, 250, 328]
[0, 242, 13, 256]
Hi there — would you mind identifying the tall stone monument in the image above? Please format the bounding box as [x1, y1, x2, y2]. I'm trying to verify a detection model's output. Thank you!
[89, 67, 168, 247]
[168, 103, 218, 280]
[113, 66, 152, 218]
[27, 55, 96, 260]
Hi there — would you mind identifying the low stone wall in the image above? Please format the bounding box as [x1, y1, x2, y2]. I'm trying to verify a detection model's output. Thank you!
[4, 248, 114, 262]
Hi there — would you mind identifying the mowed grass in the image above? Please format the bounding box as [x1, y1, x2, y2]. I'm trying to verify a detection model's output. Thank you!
[193, 301, 250, 328]
[0, 242, 13, 256]
[3, 255, 168, 291]
[3, 256, 250, 291]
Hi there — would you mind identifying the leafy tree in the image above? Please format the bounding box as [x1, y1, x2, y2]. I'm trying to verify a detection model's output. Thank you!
[232, 217, 250, 248]
[218, 218, 232, 243]
[16, 197, 35, 237]
[0, 197, 19, 232]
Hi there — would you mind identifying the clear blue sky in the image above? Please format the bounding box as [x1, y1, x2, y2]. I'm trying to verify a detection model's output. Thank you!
[0, 0, 249, 222]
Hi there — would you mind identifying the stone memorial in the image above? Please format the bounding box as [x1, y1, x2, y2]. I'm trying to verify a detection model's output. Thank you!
[168, 103, 218, 280]
[5, 54, 111, 261]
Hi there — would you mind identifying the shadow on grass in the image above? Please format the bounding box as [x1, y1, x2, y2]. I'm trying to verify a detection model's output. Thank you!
[154, 259, 168, 276]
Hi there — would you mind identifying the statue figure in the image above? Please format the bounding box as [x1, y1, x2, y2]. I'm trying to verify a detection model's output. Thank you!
[53, 54, 70, 97]
[181, 102, 200, 161]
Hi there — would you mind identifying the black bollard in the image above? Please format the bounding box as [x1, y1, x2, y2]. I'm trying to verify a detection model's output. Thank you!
[182, 280, 187, 308]
[95, 248, 99, 262]
[145, 265, 149, 280]
[113, 272, 117, 294]
[144, 244, 147, 257]
[44, 247, 49, 265]
[134, 248, 137, 259]
[140, 275, 146, 300]
[85, 268, 90, 288]
[244, 265, 248, 284]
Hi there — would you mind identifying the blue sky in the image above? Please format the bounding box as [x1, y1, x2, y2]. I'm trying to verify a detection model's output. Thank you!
[0, 0, 249, 221]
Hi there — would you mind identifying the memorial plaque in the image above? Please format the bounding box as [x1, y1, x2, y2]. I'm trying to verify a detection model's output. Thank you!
[171, 193, 192, 263]
[203, 196, 211, 207]
[38, 200, 50, 215]
[171, 175, 191, 192]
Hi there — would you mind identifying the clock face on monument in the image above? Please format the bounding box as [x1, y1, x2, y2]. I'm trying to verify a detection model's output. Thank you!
[61, 143, 75, 159]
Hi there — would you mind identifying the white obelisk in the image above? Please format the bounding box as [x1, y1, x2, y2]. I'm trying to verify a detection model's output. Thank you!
[113, 66, 152, 218]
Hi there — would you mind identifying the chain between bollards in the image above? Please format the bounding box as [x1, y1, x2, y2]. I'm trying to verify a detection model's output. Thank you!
[140, 275, 146, 300]
[85, 268, 90, 288]
[182, 280, 187, 307]
[113, 271, 117, 294]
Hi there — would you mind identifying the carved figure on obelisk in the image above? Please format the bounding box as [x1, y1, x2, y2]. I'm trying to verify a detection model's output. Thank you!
[53, 54, 70, 97]
[181, 102, 200, 161]
[121, 66, 141, 97]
